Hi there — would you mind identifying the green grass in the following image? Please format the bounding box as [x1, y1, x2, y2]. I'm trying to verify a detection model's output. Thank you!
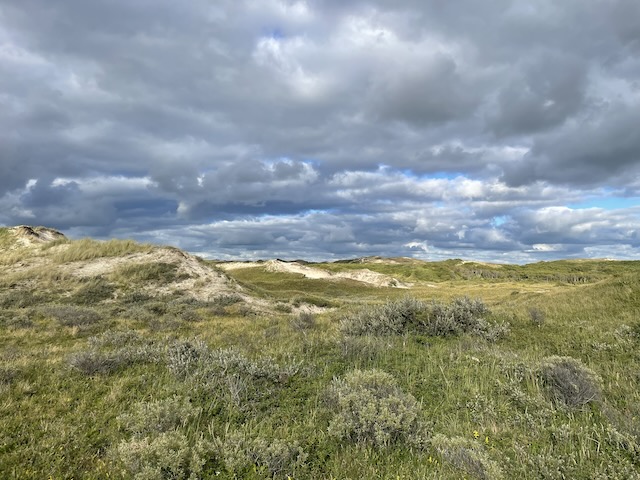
[52, 238, 154, 263]
[1, 237, 640, 479]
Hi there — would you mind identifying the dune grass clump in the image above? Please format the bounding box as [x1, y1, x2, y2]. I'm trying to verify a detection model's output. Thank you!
[326, 369, 430, 448]
[52, 238, 154, 263]
[539, 356, 602, 409]
[114, 261, 187, 285]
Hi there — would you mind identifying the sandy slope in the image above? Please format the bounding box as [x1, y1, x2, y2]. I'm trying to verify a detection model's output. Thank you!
[218, 259, 411, 288]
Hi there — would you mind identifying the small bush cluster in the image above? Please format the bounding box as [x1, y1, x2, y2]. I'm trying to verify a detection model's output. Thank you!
[0, 309, 34, 329]
[69, 278, 115, 305]
[290, 311, 317, 331]
[39, 304, 103, 327]
[111, 393, 215, 479]
[111, 431, 217, 480]
[0, 367, 19, 385]
[431, 434, 503, 480]
[528, 307, 546, 326]
[220, 430, 308, 478]
[167, 340, 300, 406]
[115, 262, 187, 284]
[210, 294, 243, 307]
[326, 369, 429, 448]
[117, 395, 201, 436]
[0, 290, 45, 309]
[340, 296, 507, 341]
[68, 330, 161, 375]
[539, 356, 602, 409]
[339, 297, 426, 336]
[425, 297, 489, 337]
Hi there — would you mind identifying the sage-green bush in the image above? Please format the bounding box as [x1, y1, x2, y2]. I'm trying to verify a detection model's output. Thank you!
[326, 369, 429, 448]
[117, 395, 201, 436]
[539, 356, 602, 408]
[432, 434, 503, 480]
[339, 296, 507, 341]
[220, 430, 308, 478]
[111, 431, 217, 480]
[339, 297, 426, 336]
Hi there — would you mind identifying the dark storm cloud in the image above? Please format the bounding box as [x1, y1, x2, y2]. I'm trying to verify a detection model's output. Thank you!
[1, 0, 639, 261]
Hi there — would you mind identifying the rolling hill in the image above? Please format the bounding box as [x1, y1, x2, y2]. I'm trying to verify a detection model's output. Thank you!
[1, 226, 639, 479]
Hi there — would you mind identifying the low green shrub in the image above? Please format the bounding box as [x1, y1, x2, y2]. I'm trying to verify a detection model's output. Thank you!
[69, 331, 161, 375]
[39, 304, 103, 327]
[115, 262, 187, 284]
[117, 395, 201, 436]
[290, 312, 317, 331]
[110, 431, 217, 480]
[431, 434, 503, 480]
[528, 307, 546, 326]
[0, 367, 19, 385]
[424, 296, 489, 337]
[339, 296, 507, 341]
[339, 297, 426, 336]
[69, 278, 115, 305]
[326, 369, 430, 448]
[0, 290, 46, 308]
[539, 356, 602, 409]
[210, 294, 243, 307]
[220, 430, 308, 478]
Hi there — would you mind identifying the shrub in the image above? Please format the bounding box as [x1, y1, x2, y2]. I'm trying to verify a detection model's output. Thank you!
[69, 278, 115, 305]
[326, 369, 429, 448]
[111, 431, 217, 480]
[115, 262, 186, 284]
[0, 367, 18, 385]
[167, 340, 301, 408]
[431, 434, 503, 480]
[528, 307, 546, 326]
[539, 356, 602, 408]
[117, 395, 201, 436]
[0, 309, 34, 329]
[290, 312, 317, 331]
[210, 294, 243, 307]
[39, 304, 103, 327]
[69, 332, 160, 375]
[339, 297, 426, 336]
[424, 297, 489, 337]
[68, 350, 121, 375]
[0, 290, 45, 308]
[220, 430, 308, 478]
[340, 296, 505, 340]
[166, 339, 211, 379]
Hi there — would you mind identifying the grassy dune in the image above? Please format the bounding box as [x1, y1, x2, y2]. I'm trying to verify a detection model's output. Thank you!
[1, 230, 639, 479]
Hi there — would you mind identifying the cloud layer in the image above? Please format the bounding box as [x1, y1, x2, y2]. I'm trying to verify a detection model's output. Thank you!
[1, 0, 639, 261]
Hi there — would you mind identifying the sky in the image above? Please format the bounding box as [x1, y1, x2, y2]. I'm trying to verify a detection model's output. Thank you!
[1, 0, 639, 263]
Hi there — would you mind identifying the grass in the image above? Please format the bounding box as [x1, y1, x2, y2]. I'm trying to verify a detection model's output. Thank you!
[1, 234, 640, 478]
[52, 238, 154, 263]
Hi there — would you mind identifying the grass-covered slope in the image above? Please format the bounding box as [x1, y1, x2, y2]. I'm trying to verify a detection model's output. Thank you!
[1, 227, 639, 479]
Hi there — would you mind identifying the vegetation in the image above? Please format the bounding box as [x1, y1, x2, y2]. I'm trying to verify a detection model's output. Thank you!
[1, 230, 640, 478]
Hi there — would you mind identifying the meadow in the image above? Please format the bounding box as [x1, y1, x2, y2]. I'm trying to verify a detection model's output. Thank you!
[1, 227, 639, 479]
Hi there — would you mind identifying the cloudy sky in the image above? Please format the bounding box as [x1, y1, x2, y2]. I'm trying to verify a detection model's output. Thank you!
[1, 0, 639, 262]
